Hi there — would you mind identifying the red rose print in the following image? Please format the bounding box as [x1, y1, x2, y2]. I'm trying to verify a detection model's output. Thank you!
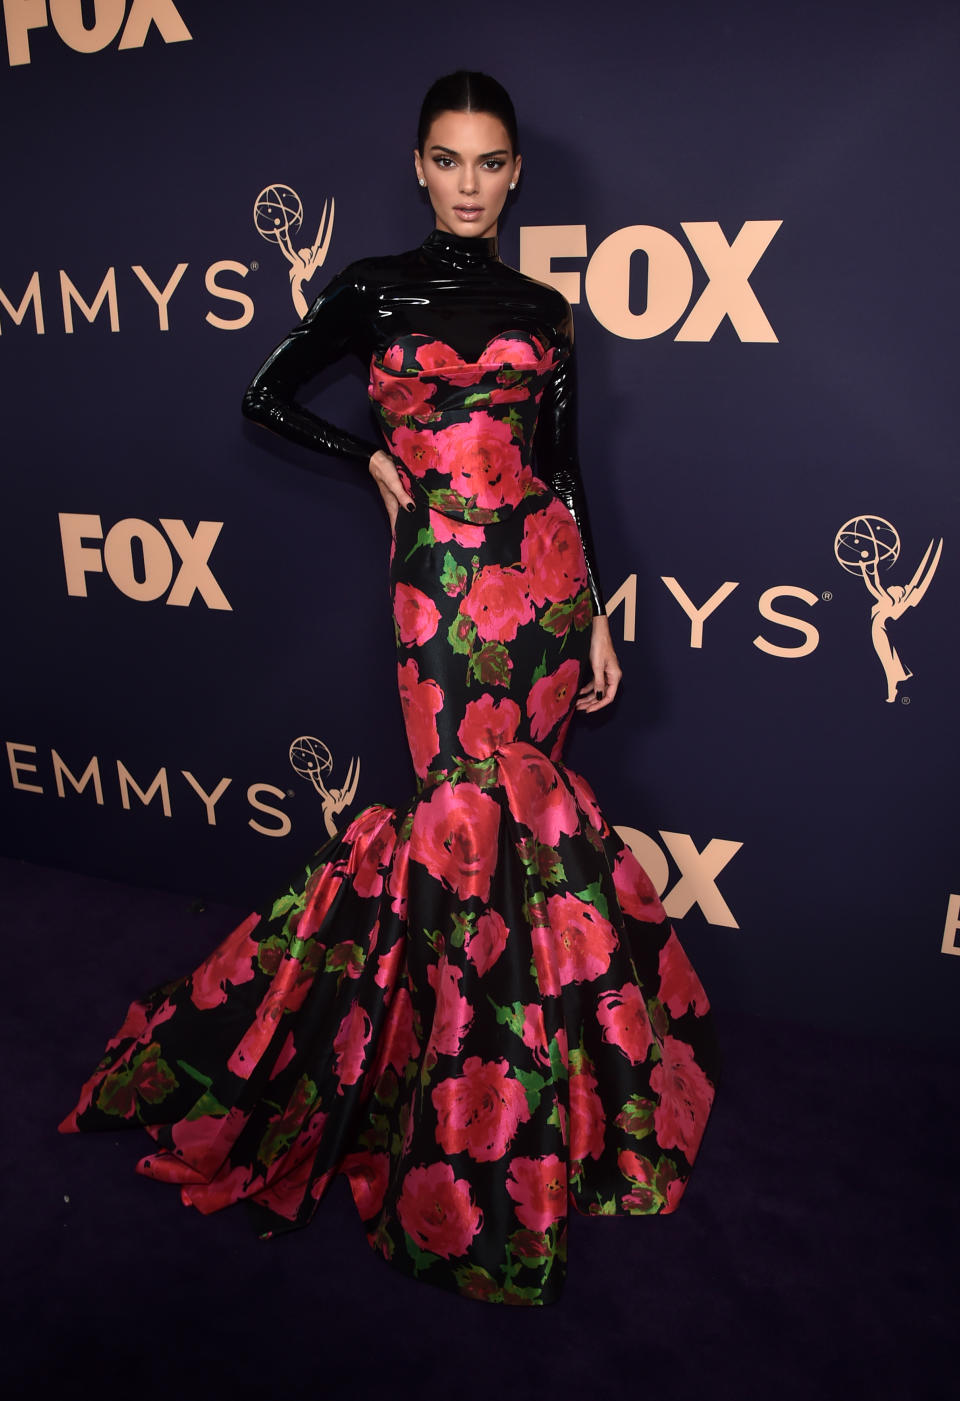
[432, 1056, 530, 1161]
[374, 937, 404, 991]
[505, 1155, 567, 1233]
[612, 847, 664, 924]
[526, 659, 581, 742]
[340, 1150, 390, 1221]
[650, 1035, 715, 1160]
[397, 659, 444, 778]
[189, 914, 261, 1010]
[509, 1228, 552, 1259]
[429, 508, 485, 549]
[569, 1066, 605, 1163]
[464, 909, 510, 977]
[388, 835, 409, 919]
[479, 334, 543, 370]
[169, 1106, 251, 1179]
[436, 414, 530, 510]
[657, 930, 710, 1018]
[382, 344, 404, 372]
[349, 811, 397, 900]
[618, 1149, 653, 1185]
[462, 566, 534, 643]
[520, 1001, 549, 1067]
[596, 983, 654, 1065]
[531, 892, 618, 996]
[457, 694, 521, 759]
[397, 1162, 484, 1259]
[520, 499, 587, 607]
[390, 425, 443, 478]
[548, 711, 574, 763]
[486, 385, 530, 405]
[498, 744, 579, 849]
[415, 338, 485, 386]
[426, 960, 474, 1058]
[409, 781, 500, 902]
[565, 767, 603, 831]
[371, 986, 420, 1075]
[368, 360, 437, 420]
[333, 1003, 373, 1088]
[394, 582, 441, 647]
[268, 1029, 297, 1081]
[105, 994, 176, 1052]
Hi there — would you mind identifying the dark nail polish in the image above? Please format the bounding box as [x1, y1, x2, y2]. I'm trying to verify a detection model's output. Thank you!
[595, 690, 602, 699]
[405, 502, 415, 512]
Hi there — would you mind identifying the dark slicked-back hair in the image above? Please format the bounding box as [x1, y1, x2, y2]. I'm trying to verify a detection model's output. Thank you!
[417, 70, 519, 154]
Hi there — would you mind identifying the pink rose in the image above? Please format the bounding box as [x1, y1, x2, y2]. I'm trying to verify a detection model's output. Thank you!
[368, 360, 437, 420]
[189, 914, 261, 1010]
[394, 581, 441, 647]
[409, 781, 500, 902]
[505, 1155, 567, 1233]
[389, 424, 443, 478]
[426, 960, 474, 1058]
[333, 1003, 372, 1088]
[520, 498, 588, 607]
[457, 694, 521, 759]
[348, 810, 397, 899]
[462, 565, 533, 643]
[435, 414, 531, 510]
[397, 659, 444, 778]
[498, 743, 579, 848]
[464, 909, 510, 977]
[569, 1066, 605, 1164]
[612, 847, 664, 924]
[371, 986, 420, 1076]
[429, 508, 485, 549]
[479, 334, 543, 370]
[564, 767, 603, 831]
[432, 1056, 530, 1161]
[415, 338, 486, 386]
[597, 983, 653, 1065]
[397, 1162, 484, 1259]
[531, 892, 618, 996]
[650, 1035, 715, 1160]
[520, 1002, 549, 1067]
[340, 1149, 390, 1221]
[526, 659, 581, 742]
[657, 930, 710, 1018]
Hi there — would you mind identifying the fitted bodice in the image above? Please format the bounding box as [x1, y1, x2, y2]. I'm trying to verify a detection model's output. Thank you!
[242, 230, 604, 608]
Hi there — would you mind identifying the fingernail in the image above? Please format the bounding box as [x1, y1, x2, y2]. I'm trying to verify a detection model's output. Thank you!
[405, 502, 415, 512]
[595, 690, 602, 699]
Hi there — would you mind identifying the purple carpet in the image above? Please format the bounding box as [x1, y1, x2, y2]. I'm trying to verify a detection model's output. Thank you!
[2, 855, 955, 1400]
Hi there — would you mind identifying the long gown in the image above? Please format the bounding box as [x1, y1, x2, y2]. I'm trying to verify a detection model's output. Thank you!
[61, 228, 717, 1306]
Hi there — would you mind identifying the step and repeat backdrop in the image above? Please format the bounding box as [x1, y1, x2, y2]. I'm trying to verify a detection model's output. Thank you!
[2, 0, 957, 1034]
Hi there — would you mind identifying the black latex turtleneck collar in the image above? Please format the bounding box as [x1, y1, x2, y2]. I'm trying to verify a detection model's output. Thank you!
[422, 227, 500, 267]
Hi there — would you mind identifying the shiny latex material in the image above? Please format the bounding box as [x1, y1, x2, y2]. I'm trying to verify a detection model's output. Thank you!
[243, 228, 606, 612]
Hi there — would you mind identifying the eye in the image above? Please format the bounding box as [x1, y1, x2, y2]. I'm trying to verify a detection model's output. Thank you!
[483, 159, 506, 171]
[432, 156, 456, 169]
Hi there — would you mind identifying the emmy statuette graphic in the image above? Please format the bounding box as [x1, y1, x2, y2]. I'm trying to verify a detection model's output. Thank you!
[289, 736, 361, 837]
[254, 183, 335, 318]
[834, 515, 943, 702]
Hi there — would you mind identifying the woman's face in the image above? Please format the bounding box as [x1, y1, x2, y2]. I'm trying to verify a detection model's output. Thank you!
[414, 109, 521, 240]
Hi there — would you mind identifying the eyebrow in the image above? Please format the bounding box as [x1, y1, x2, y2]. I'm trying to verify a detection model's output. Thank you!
[429, 144, 510, 158]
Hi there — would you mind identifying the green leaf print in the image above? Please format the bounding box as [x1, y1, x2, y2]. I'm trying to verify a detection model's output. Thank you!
[514, 1066, 547, 1114]
[616, 1095, 656, 1139]
[576, 882, 609, 920]
[440, 550, 468, 597]
[471, 641, 511, 687]
[269, 892, 299, 921]
[540, 601, 574, 638]
[447, 612, 475, 656]
[532, 652, 548, 683]
[184, 1088, 229, 1122]
[404, 1232, 440, 1275]
[403, 525, 436, 562]
[488, 997, 526, 1036]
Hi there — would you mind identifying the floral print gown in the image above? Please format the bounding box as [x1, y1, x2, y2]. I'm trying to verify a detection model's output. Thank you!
[62, 231, 717, 1306]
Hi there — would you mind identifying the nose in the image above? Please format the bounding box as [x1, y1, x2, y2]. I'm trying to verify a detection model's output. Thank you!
[459, 164, 479, 195]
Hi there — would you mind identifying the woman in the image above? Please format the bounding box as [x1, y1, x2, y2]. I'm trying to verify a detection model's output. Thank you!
[62, 72, 716, 1307]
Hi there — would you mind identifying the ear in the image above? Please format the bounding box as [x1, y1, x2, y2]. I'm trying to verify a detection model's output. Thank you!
[414, 149, 425, 184]
[511, 153, 523, 185]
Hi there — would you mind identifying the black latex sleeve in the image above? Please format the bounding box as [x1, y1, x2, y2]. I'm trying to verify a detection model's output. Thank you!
[241, 271, 381, 466]
[534, 345, 606, 616]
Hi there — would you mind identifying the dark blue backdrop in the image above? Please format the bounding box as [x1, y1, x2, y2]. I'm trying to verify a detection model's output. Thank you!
[3, 0, 957, 1035]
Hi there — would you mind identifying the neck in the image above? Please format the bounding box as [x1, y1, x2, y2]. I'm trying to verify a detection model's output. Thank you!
[423, 227, 499, 266]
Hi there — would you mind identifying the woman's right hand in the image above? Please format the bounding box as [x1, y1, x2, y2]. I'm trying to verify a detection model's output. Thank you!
[369, 449, 416, 533]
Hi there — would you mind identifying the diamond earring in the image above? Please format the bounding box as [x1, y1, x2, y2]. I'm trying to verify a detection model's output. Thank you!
[418, 177, 426, 187]
[509, 181, 516, 190]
